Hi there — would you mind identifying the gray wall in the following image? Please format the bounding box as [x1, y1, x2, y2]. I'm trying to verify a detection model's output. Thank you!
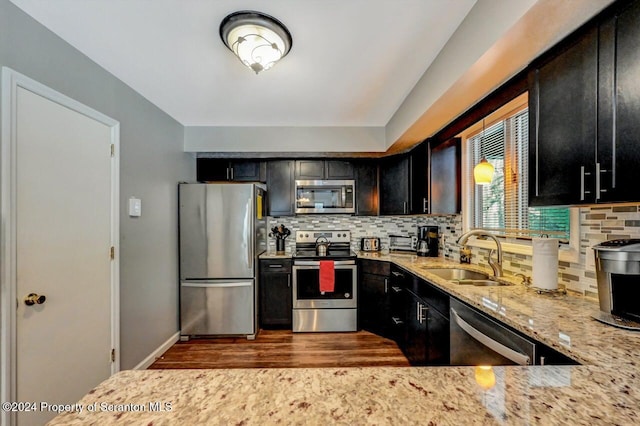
[0, 0, 194, 369]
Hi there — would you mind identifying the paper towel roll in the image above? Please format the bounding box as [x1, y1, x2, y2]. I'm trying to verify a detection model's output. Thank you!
[532, 238, 559, 290]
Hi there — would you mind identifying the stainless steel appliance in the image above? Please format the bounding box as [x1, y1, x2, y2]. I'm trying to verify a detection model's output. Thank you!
[417, 225, 439, 257]
[450, 298, 535, 365]
[294, 180, 355, 214]
[592, 239, 640, 330]
[179, 183, 267, 339]
[389, 234, 417, 252]
[360, 237, 380, 252]
[292, 230, 357, 332]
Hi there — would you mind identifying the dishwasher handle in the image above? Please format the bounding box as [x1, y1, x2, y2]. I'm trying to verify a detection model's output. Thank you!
[451, 307, 531, 365]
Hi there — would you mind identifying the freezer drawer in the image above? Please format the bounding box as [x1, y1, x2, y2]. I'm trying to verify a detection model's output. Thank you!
[180, 280, 255, 336]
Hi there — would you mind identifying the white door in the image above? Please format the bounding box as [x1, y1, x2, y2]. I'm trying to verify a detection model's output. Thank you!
[1, 69, 119, 426]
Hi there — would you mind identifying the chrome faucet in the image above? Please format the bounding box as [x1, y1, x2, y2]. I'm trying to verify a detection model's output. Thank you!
[457, 230, 503, 278]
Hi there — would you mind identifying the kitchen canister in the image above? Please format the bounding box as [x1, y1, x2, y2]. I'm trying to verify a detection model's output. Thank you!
[532, 238, 559, 290]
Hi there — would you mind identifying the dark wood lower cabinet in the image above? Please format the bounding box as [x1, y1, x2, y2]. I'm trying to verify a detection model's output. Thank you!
[359, 260, 390, 337]
[259, 260, 292, 329]
[388, 265, 450, 366]
[404, 289, 449, 365]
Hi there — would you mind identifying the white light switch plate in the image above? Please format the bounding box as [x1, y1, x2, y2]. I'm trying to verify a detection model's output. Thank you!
[129, 197, 142, 217]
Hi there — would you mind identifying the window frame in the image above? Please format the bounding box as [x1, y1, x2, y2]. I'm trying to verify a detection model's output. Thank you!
[459, 93, 580, 263]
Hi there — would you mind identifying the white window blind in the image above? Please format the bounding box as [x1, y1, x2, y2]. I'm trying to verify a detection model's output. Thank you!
[466, 108, 570, 241]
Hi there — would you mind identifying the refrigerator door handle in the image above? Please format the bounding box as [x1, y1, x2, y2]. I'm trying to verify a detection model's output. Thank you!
[182, 281, 252, 288]
[245, 204, 252, 271]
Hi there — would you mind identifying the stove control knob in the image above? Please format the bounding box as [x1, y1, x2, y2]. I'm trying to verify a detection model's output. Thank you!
[345, 293, 350, 298]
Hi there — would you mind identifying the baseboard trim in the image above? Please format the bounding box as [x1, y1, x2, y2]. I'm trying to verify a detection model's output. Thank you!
[133, 331, 180, 370]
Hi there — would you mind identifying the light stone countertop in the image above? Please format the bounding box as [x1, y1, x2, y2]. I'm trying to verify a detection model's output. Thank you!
[48, 366, 640, 425]
[49, 253, 640, 425]
[259, 251, 294, 259]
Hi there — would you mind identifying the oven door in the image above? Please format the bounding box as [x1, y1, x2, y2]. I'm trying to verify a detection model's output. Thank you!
[295, 180, 355, 214]
[292, 260, 357, 308]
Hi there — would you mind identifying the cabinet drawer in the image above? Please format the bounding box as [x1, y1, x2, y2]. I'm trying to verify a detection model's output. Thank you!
[260, 259, 292, 273]
[360, 259, 390, 276]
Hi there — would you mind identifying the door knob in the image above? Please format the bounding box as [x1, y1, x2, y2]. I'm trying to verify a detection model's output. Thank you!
[24, 293, 46, 306]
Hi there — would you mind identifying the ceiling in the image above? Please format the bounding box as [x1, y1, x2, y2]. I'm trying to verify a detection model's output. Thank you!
[9, 0, 477, 127]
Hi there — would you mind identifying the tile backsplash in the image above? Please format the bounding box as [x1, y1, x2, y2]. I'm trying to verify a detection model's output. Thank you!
[268, 204, 640, 297]
[267, 214, 461, 254]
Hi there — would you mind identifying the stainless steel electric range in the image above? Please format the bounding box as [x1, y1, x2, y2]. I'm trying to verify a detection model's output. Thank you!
[292, 230, 357, 332]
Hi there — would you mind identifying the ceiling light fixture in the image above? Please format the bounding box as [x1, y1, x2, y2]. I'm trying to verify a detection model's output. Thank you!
[474, 118, 495, 185]
[219, 10, 292, 74]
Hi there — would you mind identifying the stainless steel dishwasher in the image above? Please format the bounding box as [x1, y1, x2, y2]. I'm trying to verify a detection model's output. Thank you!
[449, 298, 535, 365]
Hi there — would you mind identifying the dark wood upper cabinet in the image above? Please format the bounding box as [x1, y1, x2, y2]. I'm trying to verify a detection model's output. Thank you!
[354, 160, 378, 216]
[430, 138, 461, 214]
[379, 143, 430, 216]
[294, 160, 354, 180]
[197, 158, 265, 182]
[379, 154, 411, 215]
[295, 160, 325, 179]
[326, 160, 354, 179]
[597, 1, 640, 203]
[230, 161, 266, 182]
[267, 160, 295, 216]
[530, 0, 640, 206]
[529, 23, 598, 206]
[196, 158, 229, 182]
[410, 142, 429, 214]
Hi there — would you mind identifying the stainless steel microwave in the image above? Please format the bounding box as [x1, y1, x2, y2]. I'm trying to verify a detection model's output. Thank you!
[295, 180, 355, 214]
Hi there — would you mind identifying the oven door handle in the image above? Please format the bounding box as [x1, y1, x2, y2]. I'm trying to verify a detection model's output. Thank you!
[450, 307, 531, 365]
[293, 265, 356, 270]
[293, 260, 356, 267]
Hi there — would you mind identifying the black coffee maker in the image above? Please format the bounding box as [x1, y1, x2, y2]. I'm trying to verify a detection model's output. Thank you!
[416, 226, 439, 257]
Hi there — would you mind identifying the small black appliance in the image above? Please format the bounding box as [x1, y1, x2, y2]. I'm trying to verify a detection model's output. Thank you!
[417, 225, 439, 257]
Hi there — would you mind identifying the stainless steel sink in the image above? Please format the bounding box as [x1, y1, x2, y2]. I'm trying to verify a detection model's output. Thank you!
[424, 268, 491, 280]
[424, 268, 511, 287]
[450, 279, 510, 287]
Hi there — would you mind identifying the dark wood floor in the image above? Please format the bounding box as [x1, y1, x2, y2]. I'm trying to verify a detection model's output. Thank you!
[148, 330, 410, 369]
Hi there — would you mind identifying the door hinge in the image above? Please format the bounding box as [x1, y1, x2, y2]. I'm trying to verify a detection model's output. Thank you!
[111, 348, 116, 362]
[110, 144, 115, 157]
[110, 246, 115, 260]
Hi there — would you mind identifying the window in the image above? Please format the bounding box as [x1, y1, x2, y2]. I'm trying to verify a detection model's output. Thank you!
[463, 95, 570, 243]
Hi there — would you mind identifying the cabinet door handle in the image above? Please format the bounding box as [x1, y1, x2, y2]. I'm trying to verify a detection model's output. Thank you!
[581, 166, 592, 201]
[287, 273, 291, 288]
[392, 317, 404, 325]
[418, 303, 428, 324]
[595, 162, 600, 200]
[423, 197, 428, 213]
[226, 167, 230, 180]
[230, 167, 234, 180]
[391, 271, 404, 278]
[268, 264, 283, 268]
[391, 286, 402, 293]
[599, 166, 609, 194]
[384, 278, 388, 294]
[403, 201, 407, 214]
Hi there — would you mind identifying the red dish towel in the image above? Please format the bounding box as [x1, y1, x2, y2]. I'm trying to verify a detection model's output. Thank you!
[319, 260, 335, 293]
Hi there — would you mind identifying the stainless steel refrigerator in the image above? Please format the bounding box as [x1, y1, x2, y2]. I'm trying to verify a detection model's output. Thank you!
[179, 183, 267, 339]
